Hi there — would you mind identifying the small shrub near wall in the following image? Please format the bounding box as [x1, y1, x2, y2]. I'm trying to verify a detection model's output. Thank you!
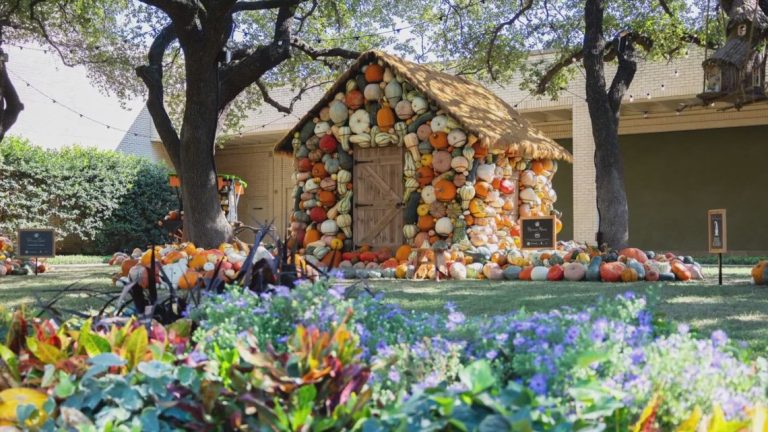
[0, 136, 176, 254]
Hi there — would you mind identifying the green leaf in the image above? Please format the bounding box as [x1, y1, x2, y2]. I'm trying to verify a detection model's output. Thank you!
[122, 326, 148, 370]
[575, 350, 610, 368]
[478, 415, 511, 432]
[26, 336, 65, 364]
[55, 373, 77, 398]
[0, 344, 20, 381]
[459, 360, 496, 394]
[79, 326, 111, 357]
[168, 319, 192, 338]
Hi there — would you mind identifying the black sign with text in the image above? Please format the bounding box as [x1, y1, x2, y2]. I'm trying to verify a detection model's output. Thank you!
[520, 217, 556, 250]
[17, 229, 56, 257]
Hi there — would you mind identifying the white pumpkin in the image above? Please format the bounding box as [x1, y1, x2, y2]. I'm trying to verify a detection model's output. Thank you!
[531, 266, 549, 281]
[395, 100, 414, 119]
[364, 83, 382, 101]
[304, 178, 319, 192]
[329, 100, 348, 125]
[336, 169, 352, 184]
[451, 156, 469, 173]
[519, 187, 538, 203]
[435, 217, 453, 236]
[320, 219, 338, 235]
[430, 115, 449, 133]
[403, 224, 418, 239]
[520, 170, 537, 187]
[411, 96, 428, 115]
[349, 109, 370, 134]
[476, 164, 495, 183]
[421, 185, 436, 204]
[385, 80, 402, 106]
[450, 262, 467, 280]
[314, 121, 330, 137]
[447, 129, 467, 147]
[458, 184, 475, 201]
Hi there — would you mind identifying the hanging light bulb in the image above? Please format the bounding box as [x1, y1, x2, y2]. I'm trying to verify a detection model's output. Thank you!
[643, 111, 649, 119]
[661, 84, 666, 91]
[674, 69, 679, 77]
[646, 92, 652, 99]
[629, 94, 634, 102]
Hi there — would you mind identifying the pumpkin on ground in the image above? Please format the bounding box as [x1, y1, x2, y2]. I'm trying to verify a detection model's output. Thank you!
[620, 267, 639, 282]
[620, 248, 648, 263]
[670, 260, 691, 281]
[547, 265, 564, 281]
[450, 262, 467, 280]
[519, 266, 533, 281]
[531, 266, 549, 281]
[563, 263, 586, 281]
[600, 262, 625, 282]
[395, 245, 412, 262]
[503, 265, 522, 280]
[752, 260, 768, 285]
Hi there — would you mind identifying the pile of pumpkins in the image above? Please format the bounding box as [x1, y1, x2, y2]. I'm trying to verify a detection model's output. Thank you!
[752, 261, 768, 285]
[287, 58, 563, 264]
[319, 242, 704, 283]
[109, 241, 274, 291]
[0, 235, 47, 276]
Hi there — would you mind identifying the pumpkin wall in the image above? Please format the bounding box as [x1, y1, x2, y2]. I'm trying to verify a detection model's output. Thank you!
[288, 58, 565, 265]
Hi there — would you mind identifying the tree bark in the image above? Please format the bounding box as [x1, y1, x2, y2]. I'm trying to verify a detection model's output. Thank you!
[0, 55, 25, 142]
[583, 0, 633, 249]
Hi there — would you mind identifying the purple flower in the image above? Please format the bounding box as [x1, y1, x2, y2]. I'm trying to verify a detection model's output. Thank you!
[677, 323, 690, 335]
[630, 348, 645, 366]
[388, 368, 401, 383]
[329, 285, 346, 299]
[529, 373, 548, 395]
[486, 350, 498, 360]
[513, 334, 527, 347]
[273, 285, 291, 298]
[711, 329, 728, 347]
[447, 311, 466, 330]
[564, 326, 580, 345]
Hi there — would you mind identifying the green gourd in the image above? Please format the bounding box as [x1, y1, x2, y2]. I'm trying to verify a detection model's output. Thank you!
[659, 272, 676, 281]
[586, 256, 602, 281]
[407, 112, 435, 133]
[300, 121, 316, 142]
[404, 192, 421, 224]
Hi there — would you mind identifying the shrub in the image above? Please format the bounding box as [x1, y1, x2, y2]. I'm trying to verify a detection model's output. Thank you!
[0, 136, 176, 254]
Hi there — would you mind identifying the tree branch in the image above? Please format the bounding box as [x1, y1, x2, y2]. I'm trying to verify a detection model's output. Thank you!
[657, 0, 719, 49]
[136, 24, 182, 170]
[0, 65, 24, 142]
[535, 48, 584, 95]
[289, 37, 361, 60]
[608, 33, 643, 115]
[485, 0, 534, 82]
[255, 78, 331, 114]
[231, 0, 296, 12]
[217, 3, 297, 109]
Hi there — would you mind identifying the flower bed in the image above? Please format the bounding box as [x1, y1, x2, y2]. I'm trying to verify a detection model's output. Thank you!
[0, 281, 766, 430]
[0, 235, 48, 276]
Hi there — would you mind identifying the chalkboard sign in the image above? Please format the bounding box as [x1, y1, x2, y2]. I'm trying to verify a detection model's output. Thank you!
[520, 216, 557, 250]
[707, 209, 727, 253]
[17, 229, 56, 257]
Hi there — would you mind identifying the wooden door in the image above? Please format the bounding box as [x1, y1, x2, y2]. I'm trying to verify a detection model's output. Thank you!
[353, 146, 404, 250]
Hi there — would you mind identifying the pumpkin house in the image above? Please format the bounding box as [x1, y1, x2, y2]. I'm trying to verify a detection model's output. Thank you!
[274, 50, 572, 267]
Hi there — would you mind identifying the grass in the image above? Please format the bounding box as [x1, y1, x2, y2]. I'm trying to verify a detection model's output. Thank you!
[46, 255, 111, 265]
[0, 264, 116, 316]
[367, 265, 768, 352]
[2, 263, 766, 352]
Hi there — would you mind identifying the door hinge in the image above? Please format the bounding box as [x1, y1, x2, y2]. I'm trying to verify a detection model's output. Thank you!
[355, 203, 373, 208]
[355, 159, 373, 165]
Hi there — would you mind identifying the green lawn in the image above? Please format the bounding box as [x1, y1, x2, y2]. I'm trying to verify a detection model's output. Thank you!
[0, 264, 116, 317]
[367, 265, 768, 352]
[2, 263, 766, 352]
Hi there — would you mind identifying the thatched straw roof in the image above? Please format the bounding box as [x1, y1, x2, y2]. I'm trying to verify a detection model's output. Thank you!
[274, 50, 572, 162]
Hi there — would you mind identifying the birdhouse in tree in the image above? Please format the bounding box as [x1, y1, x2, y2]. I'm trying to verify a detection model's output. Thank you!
[697, 0, 768, 108]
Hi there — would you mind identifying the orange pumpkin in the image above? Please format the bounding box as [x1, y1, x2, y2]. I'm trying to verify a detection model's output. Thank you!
[619, 248, 648, 263]
[752, 261, 768, 284]
[304, 227, 321, 246]
[474, 181, 492, 198]
[377, 105, 396, 130]
[121, 259, 138, 277]
[670, 260, 691, 281]
[472, 141, 488, 159]
[429, 132, 448, 150]
[417, 215, 435, 231]
[395, 245, 412, 262]
[464, 215, 474, 225]
[312, 163, 327, 178]
[365, 63, 384, 82]
[531, 160, 545, 175]
[416, 166, 435, 187]
[345, 90, 364, 109]
[381, 258, 399, 269]
[178, 271, 201, 290]
[519, 266, 533, 281]
[434, 179, 457, 202]
[490, 252, 507, 266]
[317, 190, 336, 207]
[621, 267, 639, 282]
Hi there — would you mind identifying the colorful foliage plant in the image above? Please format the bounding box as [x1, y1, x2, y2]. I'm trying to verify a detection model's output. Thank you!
[0, 283, 767, 431]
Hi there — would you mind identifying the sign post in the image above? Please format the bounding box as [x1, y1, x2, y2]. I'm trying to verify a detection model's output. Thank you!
[17, 229, 56, 275]
[707, 209, 727, 285]
[520, 216, 557, 250]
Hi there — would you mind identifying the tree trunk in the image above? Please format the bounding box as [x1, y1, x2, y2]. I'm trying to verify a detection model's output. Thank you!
[177, 60, 232, 248]
[583, 0, 630, 249]
[0, 52, 24, 142]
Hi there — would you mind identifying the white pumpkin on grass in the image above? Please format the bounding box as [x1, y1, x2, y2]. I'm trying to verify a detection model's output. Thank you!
[531, 266, 549, 281]
[450, 262, 467, 280]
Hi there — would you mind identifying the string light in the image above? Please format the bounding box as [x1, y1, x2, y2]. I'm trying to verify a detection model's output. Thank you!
[629, 94, 634, 102]
[674, 69, 679, 77]
[661, 83, 666, 91]
[643, 111, 648, 119]
[646, 92, 651, 99]
[8, 68, 292, 140]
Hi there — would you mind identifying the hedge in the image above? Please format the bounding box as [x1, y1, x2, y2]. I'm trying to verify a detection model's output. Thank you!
[0, 136, 177, 254]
